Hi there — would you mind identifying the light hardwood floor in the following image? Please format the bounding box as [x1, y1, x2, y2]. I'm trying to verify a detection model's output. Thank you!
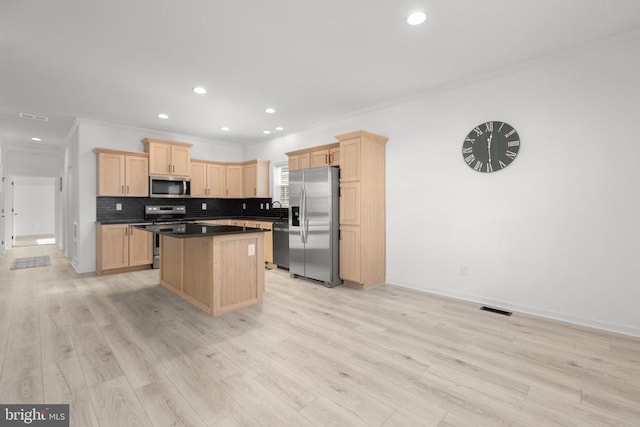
[1, 245, 639, 426]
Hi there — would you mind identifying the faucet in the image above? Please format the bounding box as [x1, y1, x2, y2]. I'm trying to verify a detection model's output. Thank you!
[271, 200, 283, 219]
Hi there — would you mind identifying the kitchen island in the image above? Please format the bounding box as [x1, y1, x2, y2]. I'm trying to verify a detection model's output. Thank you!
[137, 223, 266, 317]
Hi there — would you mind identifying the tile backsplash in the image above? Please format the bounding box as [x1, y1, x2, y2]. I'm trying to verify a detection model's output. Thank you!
[96, 197, 287, 222]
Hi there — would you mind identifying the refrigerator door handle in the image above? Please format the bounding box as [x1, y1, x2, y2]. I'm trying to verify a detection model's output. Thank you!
[300, 186, 306, 243]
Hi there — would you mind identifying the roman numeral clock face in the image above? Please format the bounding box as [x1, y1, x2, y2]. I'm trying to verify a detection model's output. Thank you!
[462, 121, 520, 173]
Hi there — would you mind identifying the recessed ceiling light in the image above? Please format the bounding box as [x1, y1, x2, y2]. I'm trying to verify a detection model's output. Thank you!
[31, 137, 43, 142]
[265, 107, 276, 114]
[406, 11, 426, 26]
[157, 113, 169, 119]
[192, 87, 207, 95]
[263, 130, 271, 134]
[221, 126, 230, 131]
[275, 127, 284, 131]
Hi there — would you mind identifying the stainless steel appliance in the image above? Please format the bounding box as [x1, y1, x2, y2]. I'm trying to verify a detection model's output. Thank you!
[149, 176, 191, 198]
[145, 205, 187, 268]
[272, 220, 289, 269]
[289, 166, 341, 287]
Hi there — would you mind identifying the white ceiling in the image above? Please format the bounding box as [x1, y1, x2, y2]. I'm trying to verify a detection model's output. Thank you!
[2, 0, 640, 171]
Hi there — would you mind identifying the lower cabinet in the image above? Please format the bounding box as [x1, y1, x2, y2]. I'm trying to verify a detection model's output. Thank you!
[244, 221, 273, 265]
[96, 223, 153, 275]
[200, 219, 274, 265]
[339, 225, 361, 284]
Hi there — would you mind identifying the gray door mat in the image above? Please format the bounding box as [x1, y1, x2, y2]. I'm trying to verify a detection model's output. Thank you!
[10, 256, 51, 270]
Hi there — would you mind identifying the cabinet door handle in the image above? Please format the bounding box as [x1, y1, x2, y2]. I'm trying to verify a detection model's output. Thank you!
[126, 185, 129, 194]
[329, 153, 333, 163]
[325, 154, 329, 164]
[254, 188, 256, 196]
[173, 165, 175, 173]
[168, 164, 171, 172]
[121, 185, 125, 194]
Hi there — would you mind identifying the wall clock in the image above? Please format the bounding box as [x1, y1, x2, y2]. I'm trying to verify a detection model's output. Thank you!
[462, 121, 520, 173]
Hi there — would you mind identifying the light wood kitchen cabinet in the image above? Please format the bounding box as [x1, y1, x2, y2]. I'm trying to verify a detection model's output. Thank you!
[207, 163, 227, 198]
[336, 130, 388, 289]
[287, 142, 339, 170]
[243, 220, 273, 265]
[96, 223, 153, 275]
[329, 146, 340, 166]
[129, 226, 153, 266]
[203, 219, 274, 265]
[243, 160, 270, 198]
[339, 225, 361, 284]
[94, 149, 149, 197]
[311, 146, 341, 167]
[191, 160, 227, 197]
[288, 153, 310, 170]
[225, 165, 244, 198]
[142, 138, 192, 177]
[190, 161, 207, 197]
[339, 181, 361, 226]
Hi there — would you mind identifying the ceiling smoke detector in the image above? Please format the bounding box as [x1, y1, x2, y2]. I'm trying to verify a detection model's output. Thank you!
[18, 112, 49, 121]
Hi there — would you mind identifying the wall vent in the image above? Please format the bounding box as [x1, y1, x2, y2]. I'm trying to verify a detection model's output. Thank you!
[480, 306, 512, 316]
[18, 112, 49, 121]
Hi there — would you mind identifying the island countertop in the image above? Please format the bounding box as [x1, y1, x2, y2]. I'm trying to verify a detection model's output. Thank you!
[134, 222, 268, 238]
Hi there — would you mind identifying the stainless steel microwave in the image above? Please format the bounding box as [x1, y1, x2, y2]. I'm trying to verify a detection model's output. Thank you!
[149, 176, 191, 198]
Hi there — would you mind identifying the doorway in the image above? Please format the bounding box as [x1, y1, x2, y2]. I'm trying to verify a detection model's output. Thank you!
[12, 176, 56, 247]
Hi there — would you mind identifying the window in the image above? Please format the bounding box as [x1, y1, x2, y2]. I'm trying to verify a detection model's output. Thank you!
[272, 161, 289, 207]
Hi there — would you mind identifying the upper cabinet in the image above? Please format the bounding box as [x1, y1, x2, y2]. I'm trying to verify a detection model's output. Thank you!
[243, 160, 270, 198]
[207, 162, 227, 198]
[311, 146, 340, 168]
[192, 160, 269, 198]
[142, 138, 192, 177]
[191, 160, 227, 198]
[94, 148, 149, 197]
[225, 164, 244, 198]
[288, 153, 310, 171]
[287, 142, 339, 170]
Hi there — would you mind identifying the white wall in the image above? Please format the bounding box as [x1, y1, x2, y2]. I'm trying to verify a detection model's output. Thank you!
[71, 120, 244, 273]
[13, 176, 55, 236]
[4, 150, 63, 177]
[64, 124, 79, 266]
[0, 148, 4, 255]
[246, 34, 640, 336]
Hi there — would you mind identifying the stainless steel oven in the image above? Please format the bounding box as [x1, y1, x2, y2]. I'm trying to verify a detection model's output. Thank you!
[145, 205, 188, 268]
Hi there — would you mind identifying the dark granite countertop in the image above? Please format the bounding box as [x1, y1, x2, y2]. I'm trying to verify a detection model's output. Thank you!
[133, 223, 267, 238]
[96, 220, 152, 225]
[98, 216, 287, 225]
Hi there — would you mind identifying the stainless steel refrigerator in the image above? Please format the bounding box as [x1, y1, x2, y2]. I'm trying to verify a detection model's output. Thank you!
[289, 166, 341, 287]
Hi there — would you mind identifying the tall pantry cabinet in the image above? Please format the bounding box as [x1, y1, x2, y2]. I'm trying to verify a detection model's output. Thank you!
[336, 130, 388, 289]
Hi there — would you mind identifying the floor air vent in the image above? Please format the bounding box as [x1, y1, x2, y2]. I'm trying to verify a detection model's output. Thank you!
[480, 306, 512, 316]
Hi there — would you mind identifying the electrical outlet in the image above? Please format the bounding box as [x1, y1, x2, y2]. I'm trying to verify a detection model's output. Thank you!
[116, 203, 122, 211]
[260, 203, 264, 209]
[242, 203, 246, 210]
[201, 203, 207, 210]
[266, 203, 270, 210]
